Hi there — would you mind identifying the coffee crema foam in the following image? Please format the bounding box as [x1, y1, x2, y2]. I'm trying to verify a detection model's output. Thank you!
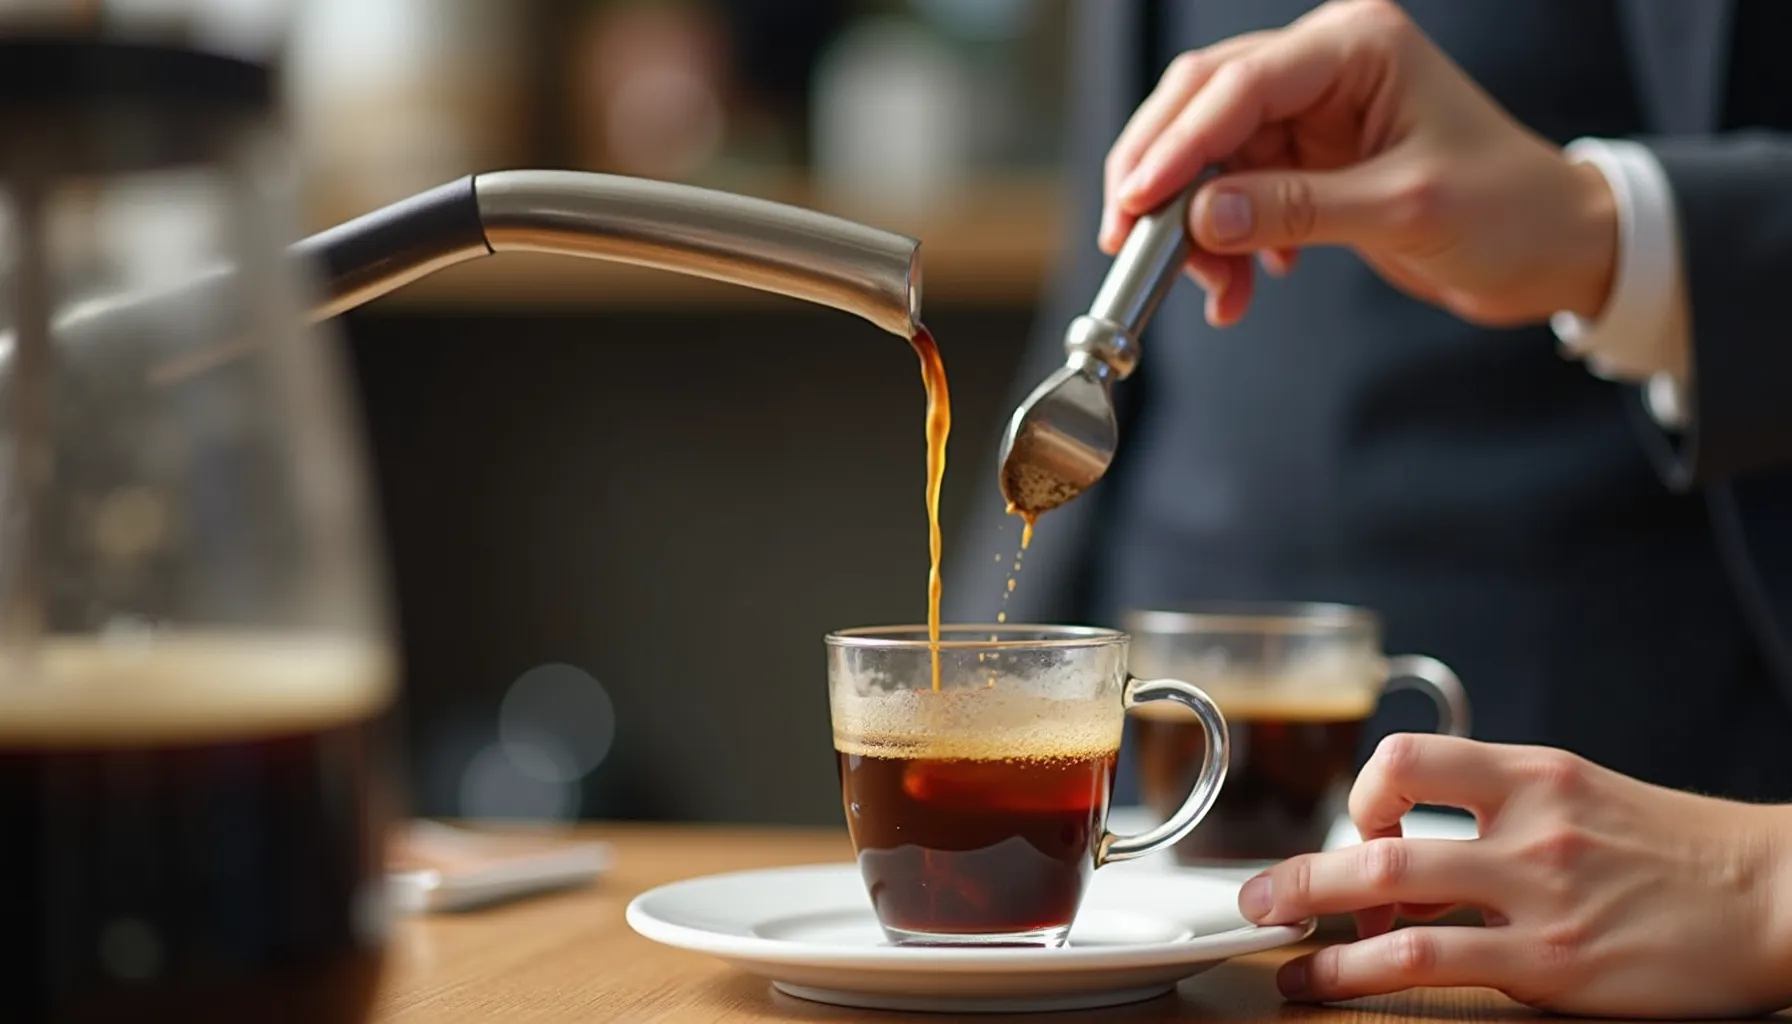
[0, 633, 395, 745]
[833, 686, 1122, 763]
[1128, 677, 1380, 723]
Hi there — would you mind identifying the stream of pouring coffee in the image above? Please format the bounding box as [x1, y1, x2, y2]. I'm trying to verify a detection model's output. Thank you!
[909, 326, 951, 691]
[904, 327, 1041, 689]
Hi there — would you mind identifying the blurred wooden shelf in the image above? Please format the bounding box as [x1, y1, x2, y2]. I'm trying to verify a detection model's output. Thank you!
[312, 173, 1069, 314]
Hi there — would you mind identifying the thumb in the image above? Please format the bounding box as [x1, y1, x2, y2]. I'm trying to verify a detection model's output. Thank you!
[1189, 160, 1428, 253]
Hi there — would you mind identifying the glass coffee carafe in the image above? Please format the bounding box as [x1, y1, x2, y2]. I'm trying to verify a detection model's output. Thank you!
[0, 30, 400, 1024]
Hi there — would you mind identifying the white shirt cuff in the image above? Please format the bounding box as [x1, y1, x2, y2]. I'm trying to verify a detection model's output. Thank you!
[1548, 138, 1692, 430]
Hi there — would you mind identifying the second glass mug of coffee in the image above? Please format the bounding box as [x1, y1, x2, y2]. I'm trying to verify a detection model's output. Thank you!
[1123, 603, 1471, 865]
[826, 624, 1229, 947]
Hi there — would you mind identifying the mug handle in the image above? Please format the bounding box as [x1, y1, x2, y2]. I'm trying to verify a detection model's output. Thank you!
[1383, 655, 1472, 737]
[1097, 677, 1229, 867]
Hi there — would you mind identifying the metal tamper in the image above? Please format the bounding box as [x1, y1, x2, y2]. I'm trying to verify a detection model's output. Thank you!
[997, 181, 1201, 517]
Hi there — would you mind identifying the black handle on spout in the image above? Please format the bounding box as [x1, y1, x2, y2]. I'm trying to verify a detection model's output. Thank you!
[292, 176, 492, 321]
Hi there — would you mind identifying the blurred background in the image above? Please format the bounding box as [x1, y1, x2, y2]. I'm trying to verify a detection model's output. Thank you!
[282, 1, 1075, 826]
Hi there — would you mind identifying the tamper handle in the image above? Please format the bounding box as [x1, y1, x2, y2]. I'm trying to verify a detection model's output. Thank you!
[1063, 178, 1204, 380]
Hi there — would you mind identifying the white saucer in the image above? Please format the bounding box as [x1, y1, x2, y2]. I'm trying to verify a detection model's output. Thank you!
[625, 862, 1314, 1014]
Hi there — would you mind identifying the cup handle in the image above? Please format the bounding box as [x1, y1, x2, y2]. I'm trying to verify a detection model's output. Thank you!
[1383, 655, 1472, 737]
[1098, 676, 1229, 867]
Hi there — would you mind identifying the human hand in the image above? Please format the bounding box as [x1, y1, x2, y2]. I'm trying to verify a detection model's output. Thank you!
[1102, 0, 1617, 329]
[1237, 733, 1792, 1017]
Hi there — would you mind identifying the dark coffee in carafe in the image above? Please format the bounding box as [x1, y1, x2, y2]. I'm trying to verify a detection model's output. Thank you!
[0, 636, 394, 1024]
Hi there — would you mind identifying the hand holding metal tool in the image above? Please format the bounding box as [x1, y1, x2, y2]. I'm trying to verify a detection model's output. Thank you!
[997, 179, 1201, 517]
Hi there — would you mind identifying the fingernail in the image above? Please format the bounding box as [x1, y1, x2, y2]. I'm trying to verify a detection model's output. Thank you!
[1186, 261, 1228, 294]
[1239, 874, 1272, 920]
[1278, 958, 1311, 1000]
[1207, 191, 1253, 243]
[1204, 291, 1229, 328]
[1099, 208, 1116, 247]
[1120, 164, 1151, 199]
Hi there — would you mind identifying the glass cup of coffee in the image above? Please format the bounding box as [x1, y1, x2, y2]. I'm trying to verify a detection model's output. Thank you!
[1122, 603, 1470, 865]
[826, 624, 1229, 947]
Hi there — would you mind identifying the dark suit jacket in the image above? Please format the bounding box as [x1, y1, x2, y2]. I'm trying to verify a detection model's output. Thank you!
[947, 0, 1792, 802]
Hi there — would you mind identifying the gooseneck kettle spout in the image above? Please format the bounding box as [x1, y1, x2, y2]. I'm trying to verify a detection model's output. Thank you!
[34, 169, 923, 374]
[299, 170, 922, 336]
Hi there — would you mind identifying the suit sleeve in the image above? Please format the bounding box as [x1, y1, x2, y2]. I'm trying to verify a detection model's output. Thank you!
[1633, 131, 1792, 488]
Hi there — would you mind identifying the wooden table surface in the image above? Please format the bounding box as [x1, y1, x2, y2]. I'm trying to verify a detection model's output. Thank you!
[367, 822, 1558, 1024]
